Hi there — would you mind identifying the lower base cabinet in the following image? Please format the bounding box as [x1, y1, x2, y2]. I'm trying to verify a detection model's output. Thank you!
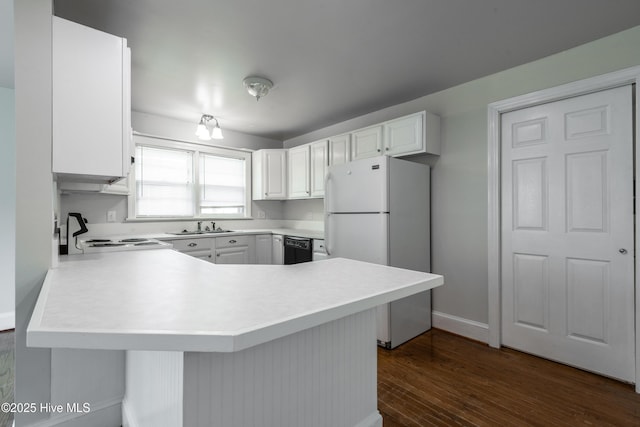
[272, 235, 284, 265]
[214, 246, 250, 264]
[168, 238, 214, 262]
[214, 235, 254, 264]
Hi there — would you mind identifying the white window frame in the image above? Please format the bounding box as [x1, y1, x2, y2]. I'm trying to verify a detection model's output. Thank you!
[127, 133, 252, 220]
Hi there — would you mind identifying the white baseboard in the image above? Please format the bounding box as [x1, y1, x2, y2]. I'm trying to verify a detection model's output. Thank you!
[121, 398, 138, 427]
[432, 311, 489, 344]
[355, 411, 383, 427]
[0, 311, 14, 331]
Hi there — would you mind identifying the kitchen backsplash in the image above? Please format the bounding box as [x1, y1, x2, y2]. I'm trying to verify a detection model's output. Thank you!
[59, 192, 325, 237]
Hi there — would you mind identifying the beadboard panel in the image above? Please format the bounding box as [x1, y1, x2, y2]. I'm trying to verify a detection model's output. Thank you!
[183, 309, 381, 427]
[122, 350, 183, 427]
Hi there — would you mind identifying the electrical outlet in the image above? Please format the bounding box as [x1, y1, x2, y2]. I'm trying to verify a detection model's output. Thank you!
[107, 210, 117, 222]
[258, 210, 266, 219]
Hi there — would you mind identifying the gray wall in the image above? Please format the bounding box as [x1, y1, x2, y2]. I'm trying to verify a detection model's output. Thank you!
[16, 2, 125, 425]
[285, 24, 640, 325]
[0, 87, 15, 330]
[15, 0, 54, 424]
[133, 111, 282, 151]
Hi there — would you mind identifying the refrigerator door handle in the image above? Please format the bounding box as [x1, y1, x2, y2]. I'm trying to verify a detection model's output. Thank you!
[324, 172, 332, 214]
[325, 213, 332, 256]
[324, 172, 332, 256]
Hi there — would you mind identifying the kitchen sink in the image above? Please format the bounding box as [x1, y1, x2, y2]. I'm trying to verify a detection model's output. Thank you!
[170, 230, 233, 235]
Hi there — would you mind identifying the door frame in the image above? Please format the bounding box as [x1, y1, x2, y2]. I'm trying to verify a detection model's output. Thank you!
[487, 66, 640, 389]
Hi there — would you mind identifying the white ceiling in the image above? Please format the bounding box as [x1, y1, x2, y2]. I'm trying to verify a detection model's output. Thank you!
[36, 1, 640, 140]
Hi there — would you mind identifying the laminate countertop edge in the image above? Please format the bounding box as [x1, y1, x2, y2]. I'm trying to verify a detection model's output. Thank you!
[27, 250, 443, 352]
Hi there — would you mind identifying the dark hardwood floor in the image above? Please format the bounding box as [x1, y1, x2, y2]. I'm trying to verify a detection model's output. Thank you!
[377, 329, 640, 427]
[0, 330, 14, 427]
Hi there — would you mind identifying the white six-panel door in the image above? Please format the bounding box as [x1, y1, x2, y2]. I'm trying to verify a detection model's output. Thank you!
[501, 85, 634, 381]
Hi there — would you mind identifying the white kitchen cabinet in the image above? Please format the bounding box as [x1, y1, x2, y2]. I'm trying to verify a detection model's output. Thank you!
[272, 235, 284, 265]
[313, 239, 329, 261]
[351, 125, 383, 161]
[288, 145, 311, 199]
[57, 177, 129, 195]
[329, 134, 351, 166]
[310, 140, 329, 197]
[215, 246, 250, 264]
[384, 111, 441, 157]
[214, 235, 254, 264]
[255, 234, 273, 264]
[101, 177, 130, 195]
[52, 17, 131, 183]
[169, 238, 214, 262]
[252, 149, 287, 200]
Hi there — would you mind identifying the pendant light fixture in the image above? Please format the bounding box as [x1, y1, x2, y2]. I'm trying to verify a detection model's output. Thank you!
[243, 76, 273, 101]
[195, 114, 224, 140]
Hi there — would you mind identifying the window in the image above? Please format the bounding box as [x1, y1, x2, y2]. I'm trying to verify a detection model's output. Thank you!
[200, 154, 246, 215]
[136, 146, 194, 217]
[130, 135, 252, 219]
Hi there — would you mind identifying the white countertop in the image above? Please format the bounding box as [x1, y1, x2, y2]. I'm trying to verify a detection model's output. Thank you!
[104, 228, 324, 242]
[27, 250, 442, 352]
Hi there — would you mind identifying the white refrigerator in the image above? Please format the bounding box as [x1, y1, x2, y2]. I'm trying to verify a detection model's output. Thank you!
[325, 155, 431, 349]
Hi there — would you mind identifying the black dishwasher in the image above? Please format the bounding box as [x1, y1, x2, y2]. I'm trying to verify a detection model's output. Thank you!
[283, 236, 313, 264]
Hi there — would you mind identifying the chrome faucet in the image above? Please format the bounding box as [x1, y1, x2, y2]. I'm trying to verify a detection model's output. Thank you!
[197, 221, 203, 232]
[211, 222, 216, 231]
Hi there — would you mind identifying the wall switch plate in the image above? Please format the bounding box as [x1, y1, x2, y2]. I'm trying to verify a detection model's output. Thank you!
[107, 210, 117, 222]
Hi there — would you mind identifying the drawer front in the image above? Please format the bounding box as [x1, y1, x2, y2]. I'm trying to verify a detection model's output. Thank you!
[169, 238, 213, 253]
[215, 235, 252, 248]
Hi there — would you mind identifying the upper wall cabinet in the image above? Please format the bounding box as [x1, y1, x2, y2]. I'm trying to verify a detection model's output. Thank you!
[52, 17, 132, 183]
[350, 111, 441, 161]
[351, 125, 383, 161]
[310, 140, 329, 197]
[288, 144, 311, 199]
[253, 149, 287, 200]
[385, 111, 440, 157]
[328, 134, 351, 166]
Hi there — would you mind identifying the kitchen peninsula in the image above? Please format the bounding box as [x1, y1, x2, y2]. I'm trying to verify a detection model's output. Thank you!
[27, 249, 443, 427]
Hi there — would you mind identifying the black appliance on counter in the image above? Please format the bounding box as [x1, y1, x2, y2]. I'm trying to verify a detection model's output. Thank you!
[60, 212, 88, 255]
[283, 236, 313, 264]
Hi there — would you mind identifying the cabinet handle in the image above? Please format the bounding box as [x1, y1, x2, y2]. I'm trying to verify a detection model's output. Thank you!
[265, 192, 268, 196]
[385, 147, 389, 151]
[208, 254, 212, 258]
[229, 239, 237, 244]
[188, 243, 197, 247]
[217, 253, 220, 257]
[377, 149, 381, 152]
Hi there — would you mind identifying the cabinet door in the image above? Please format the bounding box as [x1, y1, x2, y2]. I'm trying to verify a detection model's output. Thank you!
[254, 150, 287, 200]
[288, 145, 311, 198]
[101, 177, 130, 195]
[52, 17, 129, 181]
[188, 250, 215, 263]
[329, 134, 351, 166]
[351, 126, 382, 161]
[310, 140, 328, 197]
[256, 234, 273, 264]
[384, 112, 424, 157]
[272, 235, 284, 265]
[215, 246, 250, 264]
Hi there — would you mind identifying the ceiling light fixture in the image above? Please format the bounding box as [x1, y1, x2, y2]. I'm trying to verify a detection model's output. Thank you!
[243, 76, 273, 101]
[195, 114, 224, 140]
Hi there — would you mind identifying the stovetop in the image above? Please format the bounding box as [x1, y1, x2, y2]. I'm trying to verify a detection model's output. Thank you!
[80, 237, 172, 253]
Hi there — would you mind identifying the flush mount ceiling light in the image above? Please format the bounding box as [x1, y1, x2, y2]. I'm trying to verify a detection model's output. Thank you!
[195, 114, 224, 141]
[243, 76, 273, 101]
